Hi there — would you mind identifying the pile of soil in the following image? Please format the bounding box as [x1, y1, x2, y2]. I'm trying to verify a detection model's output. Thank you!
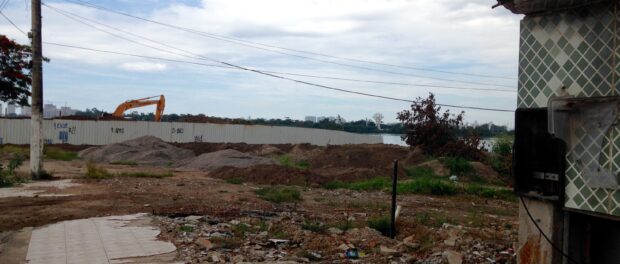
[78, 136, 194, 165]
[211, 165, 328, 186]
[306, 144, 421, 169]
[173, 142, 298, 156]
[178, 149, 276, 171]
[470, 161, 504, 183]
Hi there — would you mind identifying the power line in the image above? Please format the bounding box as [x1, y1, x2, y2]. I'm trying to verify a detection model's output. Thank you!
[45, 42, 515, 113]
[43, 3, 516, 94]
[41, 3, 516, 112]
[0, 9, 28, 36]
[60, 0, 518, 87]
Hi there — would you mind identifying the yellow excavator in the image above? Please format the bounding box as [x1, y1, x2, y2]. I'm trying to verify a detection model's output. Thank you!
[112, 95, 166, 121]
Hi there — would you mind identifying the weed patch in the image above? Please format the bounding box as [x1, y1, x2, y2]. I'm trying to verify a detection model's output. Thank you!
[367, 215, 391, 236]
[442, 157, 473, 176]
[44, 147, 78, 161]
[348, 177, 390, 191]
[275, 155, 310, 170]
[255, 186, 302, 203]
[226, 177, 243, 184]
[397, 178, 457, 195]
[404, 166, 436, 178]
[0, 154, 27, 187]
[465, 184, 515, 201]
[179, 224, 195, 233]
[84, 162, 112, 179]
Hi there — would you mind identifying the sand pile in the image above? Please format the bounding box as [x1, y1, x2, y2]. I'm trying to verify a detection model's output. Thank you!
[79, 136, 195, 165]
[178, 149, 276, 171]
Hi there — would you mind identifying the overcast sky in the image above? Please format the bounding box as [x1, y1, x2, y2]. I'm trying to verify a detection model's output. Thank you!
[1, 0, 522, 126]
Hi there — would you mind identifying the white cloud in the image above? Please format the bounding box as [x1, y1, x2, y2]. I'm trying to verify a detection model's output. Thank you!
[120, 62, 168, 72]
[1, 0, 522, 125]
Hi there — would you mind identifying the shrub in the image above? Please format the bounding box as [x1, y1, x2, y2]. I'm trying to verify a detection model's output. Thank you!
[367, 215, 391, 236]
[84, 162, 111, 179]
[255, 186, 302, 203]
[442, 157, 472, 176]
[44, 147, 78, 161]
[397, 93, 485, 160]
[0, 154, 25, 187]
[492, 134, 513, 157]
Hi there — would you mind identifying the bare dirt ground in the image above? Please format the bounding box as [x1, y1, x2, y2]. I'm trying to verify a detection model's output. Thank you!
[0, 141, 517, 263]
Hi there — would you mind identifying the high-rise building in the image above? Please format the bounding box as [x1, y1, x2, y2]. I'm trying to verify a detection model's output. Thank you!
[6, 104, 16, 116]
[21, 106, 31, 117]
[60, 106, 76, 116]
[304, 116, 317, 123]
[44, 104, 59, 118]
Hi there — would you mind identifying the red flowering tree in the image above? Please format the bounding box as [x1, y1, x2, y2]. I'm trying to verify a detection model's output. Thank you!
[397, 93, 485, 160]
[0, 35, 32, 106]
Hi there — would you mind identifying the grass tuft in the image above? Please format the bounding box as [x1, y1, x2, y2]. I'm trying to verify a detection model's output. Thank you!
[44, 147, 78, 161]
[442, 157, 473, 176]
[226, 177, 243, 184]
[84, 162, 112, 179]
[404, 166, 436, 178]
[275, 154, 310, 170]
[367, 215, 391, 236]
[255, 186, 302, 203]
[397, 178, 457, 195]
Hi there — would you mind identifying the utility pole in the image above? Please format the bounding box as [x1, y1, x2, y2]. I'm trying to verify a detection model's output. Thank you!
[30, 0, 44, 179]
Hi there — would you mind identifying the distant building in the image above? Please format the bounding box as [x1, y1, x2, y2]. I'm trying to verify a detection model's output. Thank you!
[60, 106, 76, 116]
[21, 106, 31, 117]
[305, 116, 317, 123]
[6, 104, 16, 117]
[44, 104, 59, 118]
[0, 103, 3, 117]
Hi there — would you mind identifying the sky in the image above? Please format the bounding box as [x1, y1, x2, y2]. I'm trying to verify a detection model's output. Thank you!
[1, 0, 522, 126]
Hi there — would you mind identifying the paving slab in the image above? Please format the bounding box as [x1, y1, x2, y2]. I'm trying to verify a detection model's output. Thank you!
[24, 213, 177, 264]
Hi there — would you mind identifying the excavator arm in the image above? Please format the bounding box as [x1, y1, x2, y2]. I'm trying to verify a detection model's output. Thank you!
[112, 95, 166, 121]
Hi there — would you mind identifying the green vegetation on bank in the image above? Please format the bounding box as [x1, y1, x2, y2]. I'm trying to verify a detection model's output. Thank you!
[255, 186, 302, 203]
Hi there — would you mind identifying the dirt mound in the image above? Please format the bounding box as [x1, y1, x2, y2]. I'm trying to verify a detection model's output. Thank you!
[173, 142, 296, 156]
[307, 144, 415, 169]
[210, 165, 328, 186]
[78, 136, 195, 165]
[418, 160, 449, 176]
[470, 161, 503, 183]
[178, 149, 276, 171]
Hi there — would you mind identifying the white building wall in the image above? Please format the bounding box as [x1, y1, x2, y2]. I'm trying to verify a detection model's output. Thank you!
[0, 119, 382, 146]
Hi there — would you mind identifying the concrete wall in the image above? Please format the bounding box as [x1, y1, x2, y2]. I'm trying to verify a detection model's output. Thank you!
[0, 119, 382, 146]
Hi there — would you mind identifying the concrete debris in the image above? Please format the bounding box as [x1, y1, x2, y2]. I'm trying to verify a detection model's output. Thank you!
[443, 250, 463, 264]
[79, 136, 195, 165]
[178, 149, 276, 171]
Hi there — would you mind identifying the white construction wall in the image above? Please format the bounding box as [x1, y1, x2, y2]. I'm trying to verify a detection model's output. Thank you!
[0, 119, 382, 146]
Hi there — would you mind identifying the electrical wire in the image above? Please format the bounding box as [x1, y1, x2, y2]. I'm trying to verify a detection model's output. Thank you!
[519, 196, 580, 264]
[44, 42, 514, 112]
[0, 9, 28, 36]
[41, 4, 516, 112]
[60, 0, 518, 87]
[43, 3, 516, 94]
[0, 2, 515, 112]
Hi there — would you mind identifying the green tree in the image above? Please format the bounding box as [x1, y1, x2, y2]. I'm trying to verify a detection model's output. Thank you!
[0, 35, 32, 106]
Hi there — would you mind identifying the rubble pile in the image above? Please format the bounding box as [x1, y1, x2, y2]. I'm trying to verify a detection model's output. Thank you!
[156, 212, 517, 264]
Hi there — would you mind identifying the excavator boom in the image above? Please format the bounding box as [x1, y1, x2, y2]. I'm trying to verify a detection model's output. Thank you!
[113, 95, 165, 121]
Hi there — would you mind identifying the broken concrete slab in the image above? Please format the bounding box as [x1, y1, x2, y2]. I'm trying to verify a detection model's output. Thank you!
[0, 180, 79, 198]
[25, 213, 176, 264]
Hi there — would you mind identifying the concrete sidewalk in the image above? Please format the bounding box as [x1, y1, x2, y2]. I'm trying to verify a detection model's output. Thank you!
[2, 213, 178, 264]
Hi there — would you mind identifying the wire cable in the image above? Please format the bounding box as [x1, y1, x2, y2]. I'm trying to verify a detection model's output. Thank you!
[60, 0, 518, 87]
[44, 41, 515, 112]
[0, 9, 28, 36]
[43, 3, 516, 94]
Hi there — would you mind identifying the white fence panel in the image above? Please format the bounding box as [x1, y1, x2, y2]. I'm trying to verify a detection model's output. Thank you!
[0, 119, 382, 146]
